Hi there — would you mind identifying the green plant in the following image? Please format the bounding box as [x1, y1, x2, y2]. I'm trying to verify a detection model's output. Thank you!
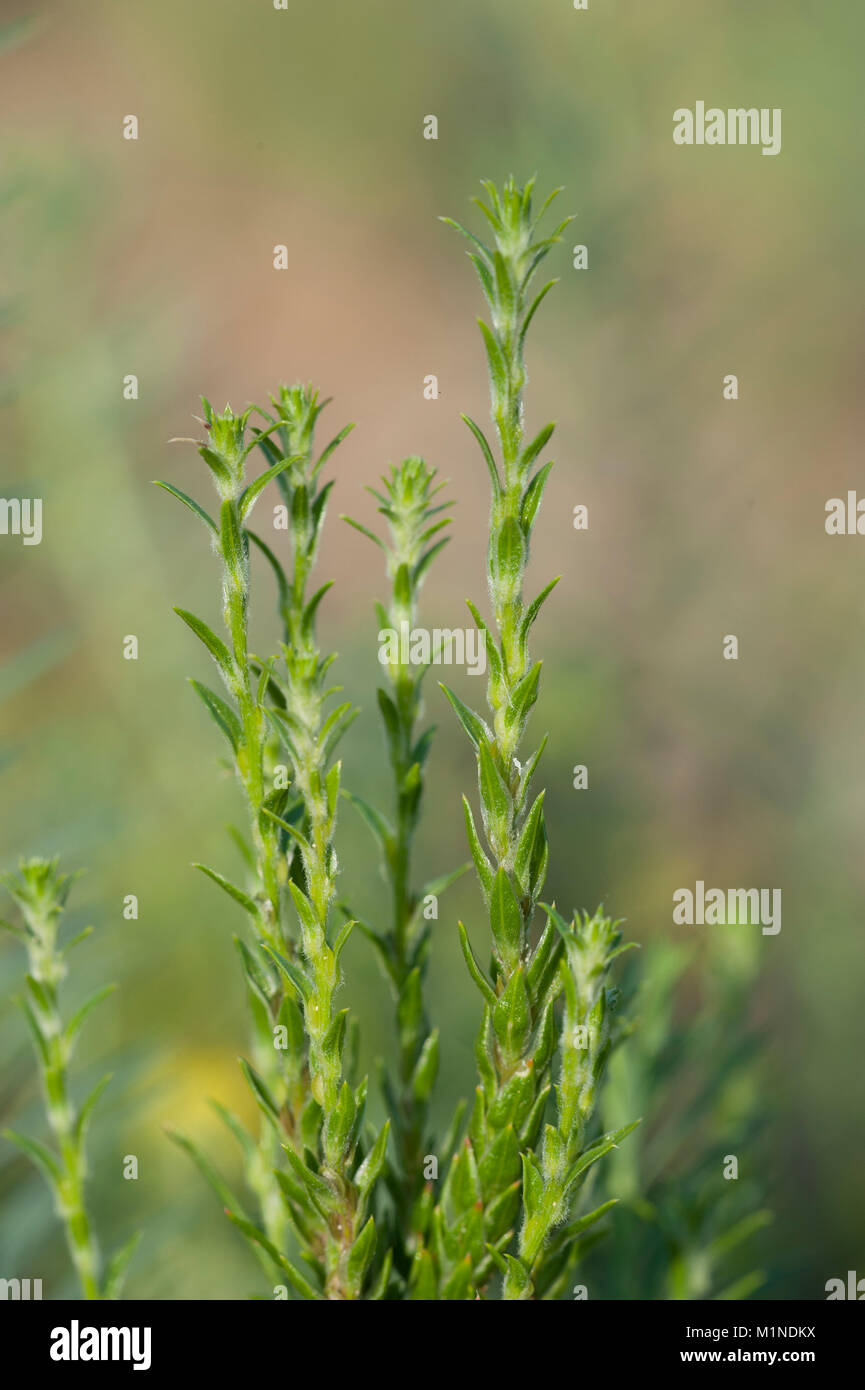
[342, 457, 465, 1273]
[411, 176, 639, 1299]
[592, 935, 771, 1300]
[1, 858, 138, 1299]
[158, 388, 391, 1300]
[158, 176, 640, 1302]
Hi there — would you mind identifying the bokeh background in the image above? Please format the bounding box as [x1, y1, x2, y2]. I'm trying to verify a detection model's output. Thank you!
[2, 0, 864, 1298]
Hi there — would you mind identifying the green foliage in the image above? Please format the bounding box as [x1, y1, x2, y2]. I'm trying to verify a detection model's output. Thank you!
[0, 173, 761, 1303]
[342, 457, 465, 1276]
[411, 177, 639, 1299]
[1, 858, 138, 1299]
[160, 388, 390, 1299]
[155, 179, 645, 1301]
[589, 938, 772, 1301]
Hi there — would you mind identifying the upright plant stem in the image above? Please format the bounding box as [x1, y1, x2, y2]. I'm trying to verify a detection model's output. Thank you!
[2, 859, 138, 1301]
[503, 906, 636, 1298]
[407, 177, 572, 1299]
[416, 178, 636, 1300]
[343, 458, 460, 1268]
[161, 389, 390, 1300]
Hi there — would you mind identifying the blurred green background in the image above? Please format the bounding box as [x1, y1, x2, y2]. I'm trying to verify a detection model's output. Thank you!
[2, 0, 864, 1298]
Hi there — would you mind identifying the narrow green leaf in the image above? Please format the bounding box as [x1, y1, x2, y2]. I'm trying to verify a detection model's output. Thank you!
[410, 1030, 440, 1103]
[495, 515, 525, 581]
[24, 973, 52, 1014]
[314, 423, 355, 477]
[564, 1120, 641, 1195]
[319, 705, 359, 762]
[514, 791, 546, 900]
[408, 1246, 438, 1301]
[502, 1253, 532, 1298]
[220, 498, 246, 577]
[233, 935, 270, 999]
[239, 455, 298, 519]
[505, 661, 541, 731]
[368, 1248, 393, 1301]
[224, 1210, 324, 1299]
[261, 943, 312, 1005]
[442, 1254, 475, 1300]
[347, 1215, 377, 1289]
[558, 1198, 619, 1244]
[2, 1128, 63, 1189]
[75, 1073, 113, 1147]
[462, 797, 494, 899]
[520, 1151, 544, 1219]
[519, 279, 557, 350]
[165, 1128, 248, 1217]
[62, 925, 94, 954]
[439, 215, 494, 264]
[489, 867, 522, 967]
[520, 577, 560, 645]
[153, 480, 217, 534]
[440, 683, 490, 751]
[17, 995, 50, 1065]
[332, 917, 355, 967]
[342, 790, 394, 855]
[288, 880, 318, 937]
[282, 1143, 334, 1207]
[467, 251, 495, 306]
[341, 514, 385, 550]
[174, 608, 234, 682]
[519, 422, 555, 473]
[465, 600, 503, 684]
[198, 447, 233, 489]
[194, 864, 260, 919]
[461, 414, 502, 498]
[64, 984, 117, 1048]
[478, 1124, 519, 1197]
[457, 921, 496, 1006]
[520, 460, 555, 532]
[189, 680, 241, 754]
[478, 743, 512, 844]
[301, 581, 334, 639]
[262, 806, 311, 858]
[492, 250, 516, 321]
[208, 1099, 256, 1163]
[101, 1231, 142, 1301]
[492, 966, 531, 1054]
[239, 1058, 281, 1127]
[478, 319, 508, 398]
[355, 1119, 390, 1195]
[413, 536, 450, 585]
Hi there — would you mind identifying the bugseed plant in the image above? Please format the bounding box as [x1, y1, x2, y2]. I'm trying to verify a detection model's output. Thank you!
[158, 177, 641, 1300]
[158, 387, 393, 1300]
[398, 176, 639, 1300]
[342, 457, 466, 1272]
[1, 858, 139, 1299]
